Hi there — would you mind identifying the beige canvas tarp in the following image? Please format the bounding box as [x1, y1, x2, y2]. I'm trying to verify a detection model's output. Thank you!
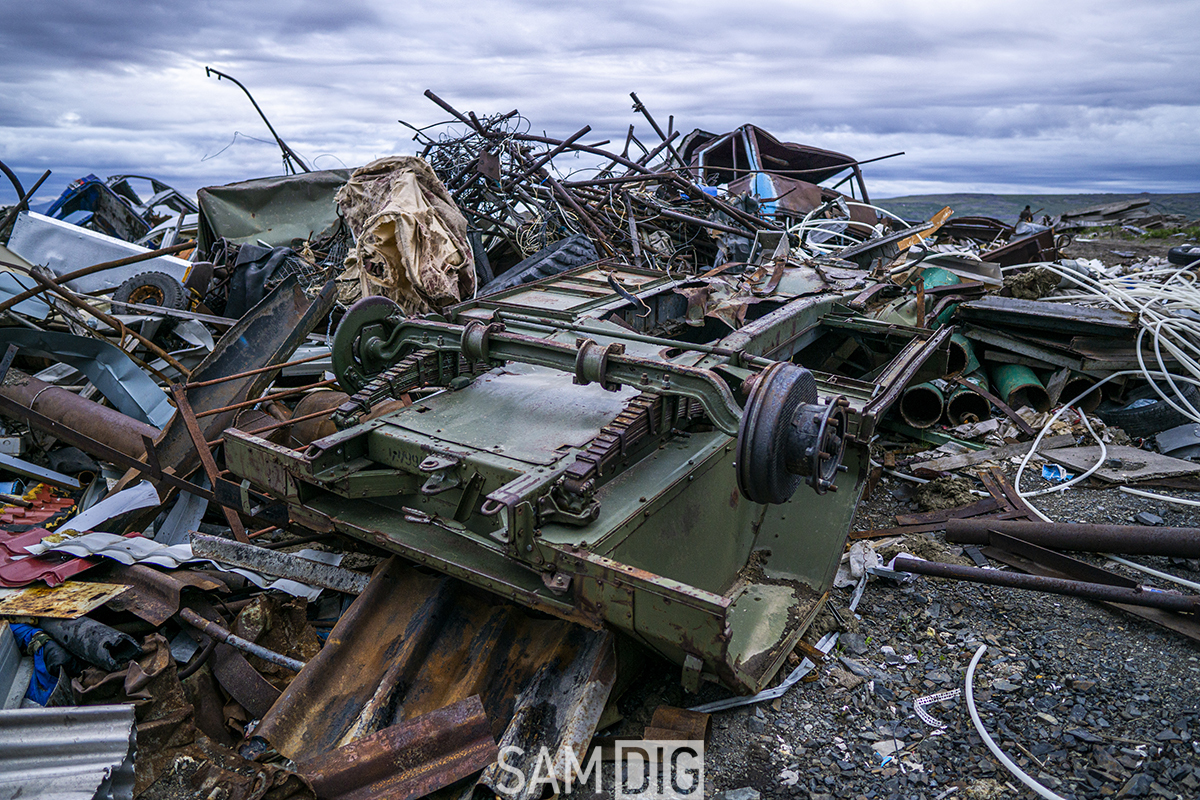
[336, 156, 475, 314]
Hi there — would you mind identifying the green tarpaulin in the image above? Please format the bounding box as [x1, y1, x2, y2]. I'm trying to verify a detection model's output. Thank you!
[197, 169, 352, 252]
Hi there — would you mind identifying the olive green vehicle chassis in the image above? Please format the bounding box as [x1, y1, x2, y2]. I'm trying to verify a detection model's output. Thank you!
[225, 266, 947, 693]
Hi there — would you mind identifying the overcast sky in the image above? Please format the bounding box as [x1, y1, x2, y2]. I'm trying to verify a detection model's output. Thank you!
[2, 0, 1197, 210]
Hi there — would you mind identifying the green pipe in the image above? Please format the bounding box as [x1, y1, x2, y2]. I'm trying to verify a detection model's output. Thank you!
[899, 380, 946, 429]
[932, 302, 959, 329]
[947, 333, 980, 377]
[990, 364, 1049, 413]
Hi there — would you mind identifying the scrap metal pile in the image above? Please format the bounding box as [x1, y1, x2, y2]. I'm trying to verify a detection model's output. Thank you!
[0, 87, 1197, 800]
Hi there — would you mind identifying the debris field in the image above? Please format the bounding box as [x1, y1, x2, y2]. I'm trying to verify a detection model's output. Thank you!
[0, 81, 1198, 800]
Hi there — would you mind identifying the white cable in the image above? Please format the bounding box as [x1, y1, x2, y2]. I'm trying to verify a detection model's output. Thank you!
[1106, 554, 1200, 593]
[1119, 486, 1200, 507]
[1017, 407, 1107, 499]
[1013, 370, 1200, 522]
[965, 645, 1067, 800]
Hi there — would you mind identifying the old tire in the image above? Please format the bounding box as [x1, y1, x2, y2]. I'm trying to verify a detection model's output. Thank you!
[478, 233, 598, 297]
[114, 271, 189, 311]
[1167, 244, 1200, 267]
[1096, 381, 1200, 439]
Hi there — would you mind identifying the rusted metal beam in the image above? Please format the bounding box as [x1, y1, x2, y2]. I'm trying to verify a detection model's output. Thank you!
[946, 518, 1200, 559]
[190, 533, 370, 594]
[892, 556, 1200, 613]
[297, 695, 498, 800]
[172, 384, 249, 543]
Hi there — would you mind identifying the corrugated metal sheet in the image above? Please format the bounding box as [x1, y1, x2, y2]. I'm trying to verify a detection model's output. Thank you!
[0, 703, 136, 800]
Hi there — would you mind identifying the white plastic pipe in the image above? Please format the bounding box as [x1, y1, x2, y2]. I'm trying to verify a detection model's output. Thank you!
[965, 645, 1066, 800]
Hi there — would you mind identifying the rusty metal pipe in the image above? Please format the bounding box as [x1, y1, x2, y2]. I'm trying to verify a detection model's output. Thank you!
[179, 608, 306, 672]
[0, 369, 159, 460]
[945, 518, 1200, 558]
[892, 557, 1200, 612]
[1063, 373, 1102, 414]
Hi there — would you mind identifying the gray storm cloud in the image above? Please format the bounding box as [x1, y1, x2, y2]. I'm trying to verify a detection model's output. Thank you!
[1, 0, 1197, 206]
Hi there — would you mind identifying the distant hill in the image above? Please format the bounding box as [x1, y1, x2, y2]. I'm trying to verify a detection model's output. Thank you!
[874, 192, 1200, 224]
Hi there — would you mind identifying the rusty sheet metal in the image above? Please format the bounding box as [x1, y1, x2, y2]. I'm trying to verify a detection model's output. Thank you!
[0, 580, 128, 618]
[102, 563, 226, 626]
[190, 533, 370, 595]
[955, 295, 1137, 336]
[210, 643, 282, 719]
[249, 557, 615, 800]
[298, 695, 498, 800]
[117, 275, 335, 493]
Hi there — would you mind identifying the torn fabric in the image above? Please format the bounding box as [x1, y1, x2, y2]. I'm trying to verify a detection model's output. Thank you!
[336, 156, 475, 314]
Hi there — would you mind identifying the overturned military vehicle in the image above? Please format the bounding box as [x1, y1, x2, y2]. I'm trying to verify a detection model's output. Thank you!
[225, 262, 946, 694]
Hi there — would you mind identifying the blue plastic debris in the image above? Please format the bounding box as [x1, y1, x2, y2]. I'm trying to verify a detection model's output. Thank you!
[1042, 463, 1075, 482]
[10, 624, 57, 705]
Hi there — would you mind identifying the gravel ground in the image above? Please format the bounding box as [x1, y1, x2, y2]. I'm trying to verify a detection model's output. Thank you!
[575, 233, 1200, 799]
[1059, 232, 1192, 270]
[601, 468, 1200, 800]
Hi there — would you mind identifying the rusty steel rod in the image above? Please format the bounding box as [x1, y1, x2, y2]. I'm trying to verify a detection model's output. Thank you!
[564, 171, 676, 189]
[630, 92, 688, 170]
[194, 379, 337, 419]
[0, 241, 193, 316]
[185, 353, 328, 389]
[206, 406, 336, 447]
[643, 204, 754, 239]
[0, 170, 51, 235]
[509, 124, 591, 184]
[946, 519, 1200, 559]
[179, 608, 306, 671]
[892, 557, 1200, 613]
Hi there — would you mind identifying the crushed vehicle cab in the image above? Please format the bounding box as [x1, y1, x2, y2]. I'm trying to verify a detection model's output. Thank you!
[225, 263, 947, 693]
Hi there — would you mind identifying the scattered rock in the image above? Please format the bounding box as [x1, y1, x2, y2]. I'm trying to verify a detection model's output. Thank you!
[840, 632, 868, 656]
